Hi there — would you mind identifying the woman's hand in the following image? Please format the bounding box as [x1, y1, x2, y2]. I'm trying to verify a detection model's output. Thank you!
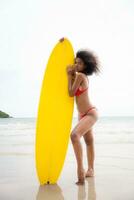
[66, 65, 76, 75]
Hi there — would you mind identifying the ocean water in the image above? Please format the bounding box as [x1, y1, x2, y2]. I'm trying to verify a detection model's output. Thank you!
[0, 116, 134, 155]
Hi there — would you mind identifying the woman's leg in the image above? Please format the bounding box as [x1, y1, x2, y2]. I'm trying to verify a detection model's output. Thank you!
[70, 112, 97, 185]
[83, 129, 95, 177]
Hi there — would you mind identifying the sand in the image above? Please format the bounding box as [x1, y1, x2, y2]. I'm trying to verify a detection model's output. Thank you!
[0, 139, 134, 200]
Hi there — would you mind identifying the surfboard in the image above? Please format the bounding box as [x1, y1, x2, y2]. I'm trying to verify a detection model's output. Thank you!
[35, 37, 75, 185]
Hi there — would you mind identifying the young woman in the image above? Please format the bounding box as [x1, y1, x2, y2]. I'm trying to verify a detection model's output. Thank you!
[66, 49, 100, 185]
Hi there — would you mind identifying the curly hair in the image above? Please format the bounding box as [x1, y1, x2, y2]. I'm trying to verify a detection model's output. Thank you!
[76, 49, 101, 76]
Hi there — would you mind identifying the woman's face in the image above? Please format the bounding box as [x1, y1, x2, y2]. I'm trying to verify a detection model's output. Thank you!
[74, 57, 85, 72]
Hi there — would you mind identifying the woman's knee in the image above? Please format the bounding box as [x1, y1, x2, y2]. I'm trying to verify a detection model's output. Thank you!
[70, 132, 80, 143]
[84, 131, 94, 145]
[84, 137, 93, 145]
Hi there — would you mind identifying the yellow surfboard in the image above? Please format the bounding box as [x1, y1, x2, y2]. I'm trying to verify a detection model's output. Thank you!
[35, 38, 75, 185]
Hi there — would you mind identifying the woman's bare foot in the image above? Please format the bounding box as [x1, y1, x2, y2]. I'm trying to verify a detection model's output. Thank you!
[85, 168, 94, 177]
[75, 169, 85, 185]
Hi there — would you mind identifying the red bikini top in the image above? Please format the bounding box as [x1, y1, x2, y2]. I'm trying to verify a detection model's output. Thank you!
[74, 77, 89, 96]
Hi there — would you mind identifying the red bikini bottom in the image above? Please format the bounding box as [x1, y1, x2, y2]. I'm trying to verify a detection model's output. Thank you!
[78, 106, 98, 120]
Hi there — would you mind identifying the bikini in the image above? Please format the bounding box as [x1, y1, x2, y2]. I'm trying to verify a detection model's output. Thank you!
[78, 106, 97, 120]
[74, 76, 97, 119]
[74, 76, 89, 97]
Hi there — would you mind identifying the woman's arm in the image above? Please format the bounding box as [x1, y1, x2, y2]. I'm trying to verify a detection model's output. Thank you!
[67, 74, 75, 96]
[71, 73, 83, 95]
[66, 66, 83, 97]
[66, 66, 75, 97]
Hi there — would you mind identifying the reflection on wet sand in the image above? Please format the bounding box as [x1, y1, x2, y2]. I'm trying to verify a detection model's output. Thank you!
[36, 184, 64, 200]
[36, 177, 96, 200]
[77, 184, 86, 199]
[77, 178, 96, 200]
[86, 178, 96, 200]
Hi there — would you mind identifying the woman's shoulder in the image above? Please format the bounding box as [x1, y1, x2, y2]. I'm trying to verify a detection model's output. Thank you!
[76, 72, 85, 77]
[75, 72, 89, 86]
[76, 72, 88, 80]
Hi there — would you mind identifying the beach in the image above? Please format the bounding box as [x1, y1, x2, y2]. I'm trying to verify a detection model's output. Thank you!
[0, 117, 134, 200]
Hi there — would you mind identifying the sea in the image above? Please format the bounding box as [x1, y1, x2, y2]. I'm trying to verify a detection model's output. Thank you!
[0, 116, 134, 155]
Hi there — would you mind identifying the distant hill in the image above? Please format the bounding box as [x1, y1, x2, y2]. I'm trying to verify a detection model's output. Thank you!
[0, 111, 11, 118]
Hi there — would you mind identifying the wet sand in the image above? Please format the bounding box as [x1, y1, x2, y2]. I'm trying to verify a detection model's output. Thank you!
[0, 139, 134, 200]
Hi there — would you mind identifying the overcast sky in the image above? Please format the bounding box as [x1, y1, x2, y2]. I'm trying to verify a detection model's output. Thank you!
[0, 0, 134, 117]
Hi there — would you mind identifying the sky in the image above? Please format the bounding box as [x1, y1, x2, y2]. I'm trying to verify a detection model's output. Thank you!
[0, 0, 134, 117]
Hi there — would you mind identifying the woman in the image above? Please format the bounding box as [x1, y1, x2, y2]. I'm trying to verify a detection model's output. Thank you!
[66, 49, 100, 185]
